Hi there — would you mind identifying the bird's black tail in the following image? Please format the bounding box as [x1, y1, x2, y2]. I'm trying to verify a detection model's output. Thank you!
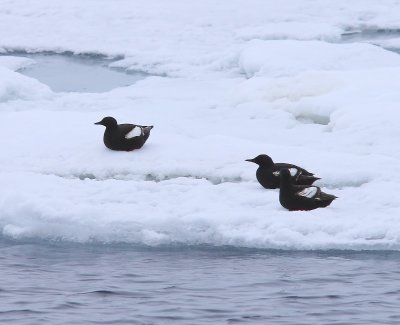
[142, 125, 154, 134]
[317, 192, 337, 207]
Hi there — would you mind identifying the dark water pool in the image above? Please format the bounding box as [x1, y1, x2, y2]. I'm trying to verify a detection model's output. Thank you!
[1, 242, 400, 324]
[8, 52, 147, 93]
[340, 29, 400, 54]
[341, 29, 400, 43]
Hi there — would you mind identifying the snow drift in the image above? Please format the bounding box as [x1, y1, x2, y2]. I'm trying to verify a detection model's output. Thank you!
[0, 0, 400, 249]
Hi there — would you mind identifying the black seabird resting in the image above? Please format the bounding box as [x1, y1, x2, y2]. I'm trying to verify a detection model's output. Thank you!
[95, 116, 153, 151]
[279, 169, 337, 211]
[246, 154, 320, 189]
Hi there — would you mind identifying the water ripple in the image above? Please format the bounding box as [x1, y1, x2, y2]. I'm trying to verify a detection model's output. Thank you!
[2, 244, 400, 324]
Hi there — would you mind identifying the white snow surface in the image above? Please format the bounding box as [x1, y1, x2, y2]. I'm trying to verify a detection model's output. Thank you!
[1, 0, 400, 249]
[239, 40, 400, 77]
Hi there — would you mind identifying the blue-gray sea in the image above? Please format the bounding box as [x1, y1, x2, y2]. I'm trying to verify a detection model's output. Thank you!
[1, 240, 400, 324]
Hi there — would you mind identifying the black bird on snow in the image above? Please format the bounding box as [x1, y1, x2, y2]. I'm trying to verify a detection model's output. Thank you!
[279, 169, 337, 211]
[246, 154, 320, 189]
[95, 116, 153, 151]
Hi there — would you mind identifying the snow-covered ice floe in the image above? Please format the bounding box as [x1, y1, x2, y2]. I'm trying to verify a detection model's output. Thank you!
[0, 0, 400, 250]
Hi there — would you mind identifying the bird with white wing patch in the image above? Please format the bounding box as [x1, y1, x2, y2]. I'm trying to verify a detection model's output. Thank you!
[246, 154, 320, 189]
[95, 116, 153, 151]
[279, 169, 337, 211]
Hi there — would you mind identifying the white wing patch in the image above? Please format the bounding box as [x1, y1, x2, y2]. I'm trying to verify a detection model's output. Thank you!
[125, 126, 142, 139]
[273, 168, 298, 177]
[297, 187, 317, 198]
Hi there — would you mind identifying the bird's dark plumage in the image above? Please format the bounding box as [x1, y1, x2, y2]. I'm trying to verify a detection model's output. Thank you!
[279, 169, 336, 211]
[95, 116, 153, 151]
[246, 154, 320, 189]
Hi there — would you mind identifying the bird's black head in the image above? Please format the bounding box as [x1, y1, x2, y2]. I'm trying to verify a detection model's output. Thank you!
[279, 169, 292, 186]
[94, 116, 118, 128]
[280, 169, 291, 179]
[245, 154, 274, 167]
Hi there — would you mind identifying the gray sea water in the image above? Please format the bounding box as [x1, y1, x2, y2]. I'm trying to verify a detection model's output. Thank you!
[1, 240, 400, 325]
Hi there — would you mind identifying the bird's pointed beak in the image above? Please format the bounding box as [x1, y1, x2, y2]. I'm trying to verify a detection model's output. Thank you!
[94, 121, 102, 125]
[245, 158, 255, 163]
